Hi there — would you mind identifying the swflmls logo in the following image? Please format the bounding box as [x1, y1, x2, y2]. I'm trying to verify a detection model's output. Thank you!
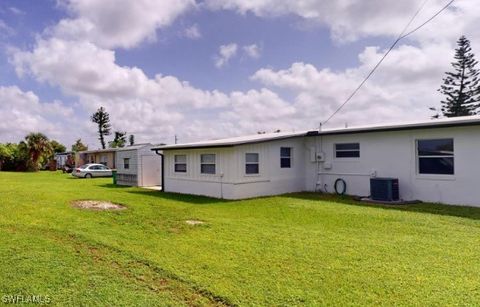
[2, 295, 51, 304]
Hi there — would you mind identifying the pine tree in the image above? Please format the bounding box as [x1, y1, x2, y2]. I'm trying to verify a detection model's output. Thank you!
[90, 107, 112, 149]
[109, 131, 127, 148]
[129, 135, 135, 146]
[439, 35, 480, 117]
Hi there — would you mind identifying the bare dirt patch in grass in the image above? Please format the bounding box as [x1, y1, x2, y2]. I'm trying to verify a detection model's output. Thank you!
[71, 200, 126, 211]
[185, 220, 205, 226]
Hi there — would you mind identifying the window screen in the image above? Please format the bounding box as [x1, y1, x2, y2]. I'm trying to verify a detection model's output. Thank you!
[174, 155, 187, 173]
[200, 154, 216, 174]
[245, 153, 259, 174]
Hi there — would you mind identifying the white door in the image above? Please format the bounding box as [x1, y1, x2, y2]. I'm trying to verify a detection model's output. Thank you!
[141, 156, 161, 186]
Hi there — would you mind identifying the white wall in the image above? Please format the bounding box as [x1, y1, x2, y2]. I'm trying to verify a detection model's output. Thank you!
[115, 145, 162, 187]
[140, 155, 162, 186]
[164, 138, 306, 199]
[305, 125, 480, 206]
[163, 125, 480, 206]
[116, 149, 139, 186]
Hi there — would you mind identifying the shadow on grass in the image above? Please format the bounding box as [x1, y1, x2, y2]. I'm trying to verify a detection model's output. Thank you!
[285, 192, 480, 221]
[99, 183, 132, 189]
[126, 190, 229, 205]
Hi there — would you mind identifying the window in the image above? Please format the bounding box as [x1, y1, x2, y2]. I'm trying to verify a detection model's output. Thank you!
[123, 158, 130, 169]
[417, 139, 454, 175]
[335, 143, 360, 158]
[245, 153, 259, 174]
[280, 147, 292, 168]
[174, 155, 187, 173]
[200, 154, 216, 174]
[100, 154, 108, 166]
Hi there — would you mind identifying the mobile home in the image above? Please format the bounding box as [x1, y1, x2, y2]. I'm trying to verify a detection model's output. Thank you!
[76, 148, 117, 169]
[152, 116, 480, 206]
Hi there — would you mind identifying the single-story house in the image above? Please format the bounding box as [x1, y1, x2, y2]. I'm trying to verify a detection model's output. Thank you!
[115, 144, 162, 187]
[151, 116, 480, 206]
[76, 148, 117, 169]
[54, 152, 74, 169]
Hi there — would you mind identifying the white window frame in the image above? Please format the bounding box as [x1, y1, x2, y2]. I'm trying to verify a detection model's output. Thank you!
[174, 154, 187, 173]
[200, 154, 216, 175]
[416, 138, 454, 176]
[123, 158, 130, 169]
[245, 153, 259, 175]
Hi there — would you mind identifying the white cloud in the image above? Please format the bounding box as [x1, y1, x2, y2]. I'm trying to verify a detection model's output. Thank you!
[184, 24, 202, 39]
[0, 86, 74, 143]
[251, 40, 455, 129]
[53, 0, 194, 49]
[11, 37, 236, 144]
[214, 43, 238, 68]
[9, 7, 25, 15]
[0, 20, 14, 37]
[243, 44, 261, 59]
[12, 38, 230, 108]
[204, 0, 461, 43]
[7, 0, 480, 146]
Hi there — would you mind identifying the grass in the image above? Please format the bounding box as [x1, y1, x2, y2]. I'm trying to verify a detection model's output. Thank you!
[1, 171, 480, 306]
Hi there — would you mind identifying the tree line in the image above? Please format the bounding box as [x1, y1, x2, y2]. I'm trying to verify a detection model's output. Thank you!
[0, 134, 88, 172]
[0, 106, 134, 172]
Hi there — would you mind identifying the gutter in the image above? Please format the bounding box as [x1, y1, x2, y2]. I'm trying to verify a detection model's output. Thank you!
[153, 149, 165, 192]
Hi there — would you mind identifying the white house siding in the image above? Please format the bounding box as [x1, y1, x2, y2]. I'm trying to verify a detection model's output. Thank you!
[116, 150, 139, 186]
[115, 145, 162, 187]
[164, 138, 306, 199]
[164, 147, 236, 198]
[305, 125, 480, 206]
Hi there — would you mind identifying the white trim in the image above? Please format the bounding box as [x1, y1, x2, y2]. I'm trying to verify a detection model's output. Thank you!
[415, 138, 455, 176]
[174, 154, 187, 174]
[200, 153, 216, 175]
[245, 152, 260, 176]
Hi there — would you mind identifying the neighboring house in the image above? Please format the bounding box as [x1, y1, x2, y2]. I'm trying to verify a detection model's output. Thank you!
[54, 152, 74, 168]
[76, 148, 117, 169]
[115, 144, 162, 187]
[152, 116, 480, 206]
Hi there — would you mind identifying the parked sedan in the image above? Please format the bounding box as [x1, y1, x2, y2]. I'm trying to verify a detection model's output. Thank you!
[72, 164, 113, 178]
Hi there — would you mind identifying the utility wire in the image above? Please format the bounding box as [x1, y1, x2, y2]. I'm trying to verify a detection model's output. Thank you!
[322, 0, 455, 125]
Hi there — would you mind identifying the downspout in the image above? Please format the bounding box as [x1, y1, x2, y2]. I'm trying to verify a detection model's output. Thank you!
[153, 149, 165, 192]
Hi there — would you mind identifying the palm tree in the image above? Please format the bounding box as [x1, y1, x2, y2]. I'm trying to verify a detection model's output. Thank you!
[24, 133, 53, 171]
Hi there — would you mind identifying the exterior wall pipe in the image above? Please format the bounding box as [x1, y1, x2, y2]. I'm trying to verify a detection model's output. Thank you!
[153, 149, 165, 192]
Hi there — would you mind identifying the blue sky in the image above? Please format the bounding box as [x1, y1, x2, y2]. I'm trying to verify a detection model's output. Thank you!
[0, 0, 474, 148]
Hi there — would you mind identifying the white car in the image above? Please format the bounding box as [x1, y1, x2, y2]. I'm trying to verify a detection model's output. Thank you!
[72, 164, 113, 178]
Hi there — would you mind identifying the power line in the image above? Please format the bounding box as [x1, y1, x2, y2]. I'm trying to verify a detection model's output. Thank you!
[400, 0, 455, 39]
[322, 0, 455, 125]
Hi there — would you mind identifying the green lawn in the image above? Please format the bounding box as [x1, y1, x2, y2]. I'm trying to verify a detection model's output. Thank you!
[1, 172, 480, 306]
